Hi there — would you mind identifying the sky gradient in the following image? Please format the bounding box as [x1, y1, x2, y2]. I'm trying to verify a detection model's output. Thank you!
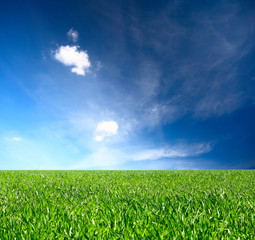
[1, 0, 255, 170]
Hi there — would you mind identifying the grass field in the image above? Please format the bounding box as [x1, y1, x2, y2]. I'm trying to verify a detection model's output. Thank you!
[0, 170, 254, 239]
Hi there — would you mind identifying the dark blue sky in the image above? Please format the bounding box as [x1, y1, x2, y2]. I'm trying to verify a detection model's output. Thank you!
[0, 0, 255, 169]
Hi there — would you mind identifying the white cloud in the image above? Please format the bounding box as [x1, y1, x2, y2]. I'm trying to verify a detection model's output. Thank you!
[131, 143, 212, 161]
[67, 29, 79, 42]
[54, 45, 91, 76]
[93, 121, 118, 142]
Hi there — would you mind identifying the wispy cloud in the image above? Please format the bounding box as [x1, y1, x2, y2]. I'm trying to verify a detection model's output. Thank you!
[93, 121, 118, 142]
[107, 1, 255, 124]
[67, 29, 79, 42]
[71, 142, 213, 169]
[131, 143, 213, 161]
[54, 45, 91, 75]
[44, 1, 254, 141]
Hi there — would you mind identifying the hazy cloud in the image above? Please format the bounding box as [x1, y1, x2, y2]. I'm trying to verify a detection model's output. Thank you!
[72, 147, 126, 169]
[67, 29, 79, 42]
[3, 136, 22, 142]
[8, 137, 22, 141]
[11, 137, 22, 141]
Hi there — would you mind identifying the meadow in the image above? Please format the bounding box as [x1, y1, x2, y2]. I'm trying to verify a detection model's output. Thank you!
[0, 170, 254, 239]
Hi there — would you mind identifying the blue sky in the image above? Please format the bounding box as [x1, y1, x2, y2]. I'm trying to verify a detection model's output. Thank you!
[0, 0, 255, 170]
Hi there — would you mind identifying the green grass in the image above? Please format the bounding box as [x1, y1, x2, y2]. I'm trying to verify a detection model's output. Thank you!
[0, 170, 254, 239]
